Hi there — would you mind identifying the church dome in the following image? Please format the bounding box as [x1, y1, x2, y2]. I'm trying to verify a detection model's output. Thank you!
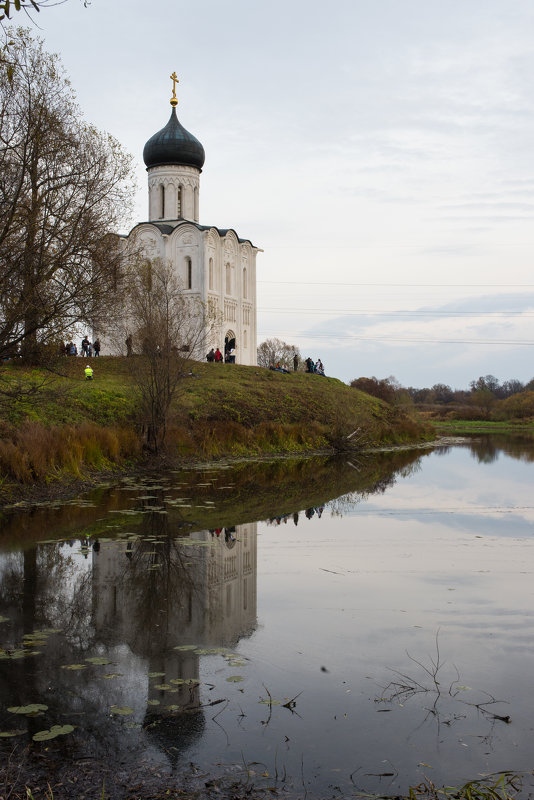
[143, 107, 205, 171]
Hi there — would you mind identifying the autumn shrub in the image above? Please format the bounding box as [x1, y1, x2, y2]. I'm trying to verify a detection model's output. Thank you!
[450, 405, 491, 421]
[193, 420, 252, 457]
[0, 438, 32, 482]
[350, 376, 398, 404]
[0, 422, 141, 483]
[493, 390, 534, 421]
[165, 425, 195, 456]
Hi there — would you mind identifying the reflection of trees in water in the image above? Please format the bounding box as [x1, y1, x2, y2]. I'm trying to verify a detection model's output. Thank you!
[0, 543, 132, 765]
[467, 434, 534, 464]
[0, 544, 93, 648]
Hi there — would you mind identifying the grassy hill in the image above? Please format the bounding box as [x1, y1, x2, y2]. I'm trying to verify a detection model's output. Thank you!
[0, 357, 431, 491]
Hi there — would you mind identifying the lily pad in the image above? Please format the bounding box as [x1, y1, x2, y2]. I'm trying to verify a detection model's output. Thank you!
[86, 656, 112, 665]
[173, 644, 198, 651]
[0, 650, 28, 660]
[154, 683, 172, 690]
[32, 724, 75, 742]
[8, 704, 48, 715]
[148, 672, 166, 678]
[0, 616, 9, 623]
[61, 664, 86, 671]
[166, 704, 180, 711]
[110, 705, 134, 716]
[226, 675, 244, 683]
[0, 729, 24, 737]
[147, 699, 160, 706]
[102, 673, 123, 680]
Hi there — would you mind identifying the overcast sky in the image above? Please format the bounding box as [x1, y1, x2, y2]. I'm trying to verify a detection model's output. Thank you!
[19, 0, 534, 388]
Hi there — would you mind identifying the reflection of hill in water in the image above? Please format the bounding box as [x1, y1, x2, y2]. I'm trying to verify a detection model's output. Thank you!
[174, 451, 426, 527]
[0, 451, 428, 548]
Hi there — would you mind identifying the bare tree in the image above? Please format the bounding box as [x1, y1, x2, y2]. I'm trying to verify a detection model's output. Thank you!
[0, 29, 135, 362]
[257, 337, 300, 369]
[0, 1, 82, 29]
[122, 258, 219, 454]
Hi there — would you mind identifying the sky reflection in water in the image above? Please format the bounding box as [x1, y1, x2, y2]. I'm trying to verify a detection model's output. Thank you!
[0, 438, 533, 797]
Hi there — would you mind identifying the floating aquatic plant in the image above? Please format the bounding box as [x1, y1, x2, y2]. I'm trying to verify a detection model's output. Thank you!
[8, 703, 48, 715]
[33, 724, 74, 742]
[110, 705, 134, 716]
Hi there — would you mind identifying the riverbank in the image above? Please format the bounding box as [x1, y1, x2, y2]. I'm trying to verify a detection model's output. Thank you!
[2, 750, 523, 800]
[0, 357, 431, 502]
[433, 418, 534, 434]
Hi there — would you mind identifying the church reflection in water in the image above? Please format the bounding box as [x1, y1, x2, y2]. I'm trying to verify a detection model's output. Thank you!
[91, 522, 257, 714]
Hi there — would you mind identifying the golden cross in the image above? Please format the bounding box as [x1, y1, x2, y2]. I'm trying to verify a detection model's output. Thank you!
[170, 72, 179, 106]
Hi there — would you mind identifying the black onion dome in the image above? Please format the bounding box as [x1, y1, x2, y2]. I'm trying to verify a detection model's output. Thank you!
[143, 107, 205, 170]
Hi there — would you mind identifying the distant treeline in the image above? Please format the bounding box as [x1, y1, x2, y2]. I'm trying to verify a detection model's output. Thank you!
[350, 374, 534, 421]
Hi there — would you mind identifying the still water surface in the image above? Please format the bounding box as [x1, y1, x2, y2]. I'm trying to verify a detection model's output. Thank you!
[0, 436, 533, 797]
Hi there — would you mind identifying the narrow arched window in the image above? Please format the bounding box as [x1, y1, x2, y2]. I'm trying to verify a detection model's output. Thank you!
[225, 263, 231, 295]
[160, 184, 165, 219]
[244, 329, 248, 349]
[185, 257, 192, 289]
[209, 258, 214, 290]
[177, 185, 182, 217]
[243, 267, 247, 299]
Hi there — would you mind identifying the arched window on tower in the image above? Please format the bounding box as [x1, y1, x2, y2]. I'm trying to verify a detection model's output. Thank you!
[209, 258, 214, 291]
[225, 263, 231, 295]
[244, 329, 248, 349]
[185, 257, 192, 290]
[177, 185, 182, 217]
[160, 184, 165, 219]
[243, 267, 247, 299]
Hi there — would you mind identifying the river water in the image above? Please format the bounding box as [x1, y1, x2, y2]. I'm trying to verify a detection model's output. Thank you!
[0, 435, 533, 798]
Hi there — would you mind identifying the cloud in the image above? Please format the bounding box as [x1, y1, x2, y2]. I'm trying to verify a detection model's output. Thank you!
[257, 292, 534, 386]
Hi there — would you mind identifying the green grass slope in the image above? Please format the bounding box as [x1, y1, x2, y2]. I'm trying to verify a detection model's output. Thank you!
[0, 357, 430, 488]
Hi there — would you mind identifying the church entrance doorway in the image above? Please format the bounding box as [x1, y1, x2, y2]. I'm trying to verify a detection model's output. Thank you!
[224, 331, 236, 363]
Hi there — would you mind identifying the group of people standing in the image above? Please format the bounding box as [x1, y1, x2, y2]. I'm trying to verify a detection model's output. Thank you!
[206, 346, 236, 363]
[81, 336, 100, 357]
[60, 337, 101, 357]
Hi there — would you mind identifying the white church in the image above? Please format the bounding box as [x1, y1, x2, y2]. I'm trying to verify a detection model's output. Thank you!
[121, 75, 261, 365]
